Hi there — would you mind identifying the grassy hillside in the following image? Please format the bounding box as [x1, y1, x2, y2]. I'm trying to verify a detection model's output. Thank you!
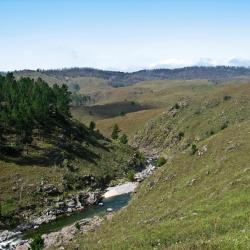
[66, 83, 250, 249]
[71, 79, 218, 139]
[95, 108, 165, 139]
[70, 121, 250, 249]
[0, 76, 144, 229]
[0, 121, 143, 229]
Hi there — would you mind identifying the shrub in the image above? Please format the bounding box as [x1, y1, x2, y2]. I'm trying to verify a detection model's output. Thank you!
[178, 132, 184, 140]
[174, 103, 180, 109]
[223, 95, 232, 101]
[89, 121, 96, 131]
[119, 134, 128, 144]
[127, 170, 135, 182]
[156, 157, 167, 167]
[221, 121, 228, 130]
[29, 234, 44, 250]
[75, 222, 81, 231]
[191, 144, 198, 155]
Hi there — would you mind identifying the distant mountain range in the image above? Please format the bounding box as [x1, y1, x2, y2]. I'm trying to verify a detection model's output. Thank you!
[3, 66, 250, 87]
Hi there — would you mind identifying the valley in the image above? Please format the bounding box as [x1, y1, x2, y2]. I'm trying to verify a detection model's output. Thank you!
[1, 67, 250, 249]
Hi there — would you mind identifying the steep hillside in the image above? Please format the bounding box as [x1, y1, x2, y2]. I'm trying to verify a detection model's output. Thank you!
[70, 121, 250, 249]
[0, 76, 144, 229]
[134, 83, 250, 154]
[67, 83, 250, 249]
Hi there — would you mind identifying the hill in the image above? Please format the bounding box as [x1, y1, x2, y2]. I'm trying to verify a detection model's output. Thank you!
[2, 66, 250, 91]
[67, 82, 250, 249]
[38, 66, 250, 86]
[0, 75, 144, 229]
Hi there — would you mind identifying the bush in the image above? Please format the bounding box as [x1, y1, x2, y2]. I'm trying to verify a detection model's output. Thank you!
[210, 130, 215, 135]
[127, 170, 135, 182]
[75, 222, 81, 231]
[174, 103, 180, 109]
[178, 132, 184, 140]
[221, 121, 228, 130]
[156, 157, 167, 167]
[223, 95, 232, 101]
[89, 121, 96, 131]
[29, 234, 44, 250]
[119, 134, 128, 144]
[191, 144, 198, 155]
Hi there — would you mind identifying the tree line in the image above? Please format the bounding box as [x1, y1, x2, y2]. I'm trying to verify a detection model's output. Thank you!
[0, 73, 71, 150]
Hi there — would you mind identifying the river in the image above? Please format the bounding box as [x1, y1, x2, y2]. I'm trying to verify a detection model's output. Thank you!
[0, 156, 156, 249]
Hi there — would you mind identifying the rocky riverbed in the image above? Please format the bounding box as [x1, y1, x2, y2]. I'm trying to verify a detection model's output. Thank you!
[16, 216, 103, 250]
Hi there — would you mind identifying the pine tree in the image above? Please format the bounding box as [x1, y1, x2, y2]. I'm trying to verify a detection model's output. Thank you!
[111, 124, 120, 140]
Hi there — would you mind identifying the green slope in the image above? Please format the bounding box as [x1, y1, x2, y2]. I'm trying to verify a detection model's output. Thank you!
[67, 83, 250, 250]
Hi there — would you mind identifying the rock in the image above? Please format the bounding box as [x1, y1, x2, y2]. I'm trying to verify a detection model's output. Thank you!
[0, 230, 21, 243]
[67, 208, 73, 213]
[98, 202, 104, 206]
[198, 145, 208, 156]
[187, 178, 198, 186]
[42, 184, 61, 196]
[16, 223, 34, 232]
[24, 216, 104, 249]
[85, 192, 100, 205]
[66, 200, 76, 208]
[56, 201, 65, 209]
[134, 160, 156, 182]
[106, 208, 113, 213]
[33, 213, 56, 225]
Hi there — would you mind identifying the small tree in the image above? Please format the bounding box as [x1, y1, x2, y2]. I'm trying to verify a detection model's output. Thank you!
[29, 234, 44, 250]
[111, 124, 120, 140]
[89, 121, 96, 131]
[119, 133, 128, 144]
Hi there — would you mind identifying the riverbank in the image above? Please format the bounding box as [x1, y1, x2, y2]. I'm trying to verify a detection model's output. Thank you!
[0, 156, 157, 250]
[16, 216, 103, 250]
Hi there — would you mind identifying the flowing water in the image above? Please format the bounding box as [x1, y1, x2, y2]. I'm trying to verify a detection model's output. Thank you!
[0, 193, 132, 249]
[22, 193, 131, 239]
[0, 157, 156, 249]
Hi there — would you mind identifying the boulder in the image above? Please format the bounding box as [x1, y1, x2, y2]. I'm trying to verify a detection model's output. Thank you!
[106, 208, 113, 212]
[42, 184, 61, 196]
[86, 192, 99, 205]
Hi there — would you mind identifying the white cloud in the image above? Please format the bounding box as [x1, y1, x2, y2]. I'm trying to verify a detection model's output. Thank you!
[228, 58, 250, 67]
[147, 57, 250, 70]
[149, 58, 194, 69]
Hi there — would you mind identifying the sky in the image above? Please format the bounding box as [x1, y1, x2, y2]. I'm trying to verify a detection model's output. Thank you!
[1, 0, 250, 71]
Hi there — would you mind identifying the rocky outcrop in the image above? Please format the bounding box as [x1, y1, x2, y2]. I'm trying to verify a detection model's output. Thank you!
[42, 184, 62, 196]
[0, 230, 21, 244]
[134, 157, 156, 182]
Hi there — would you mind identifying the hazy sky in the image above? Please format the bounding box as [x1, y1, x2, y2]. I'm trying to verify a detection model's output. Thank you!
[1, 0, 250, 71]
